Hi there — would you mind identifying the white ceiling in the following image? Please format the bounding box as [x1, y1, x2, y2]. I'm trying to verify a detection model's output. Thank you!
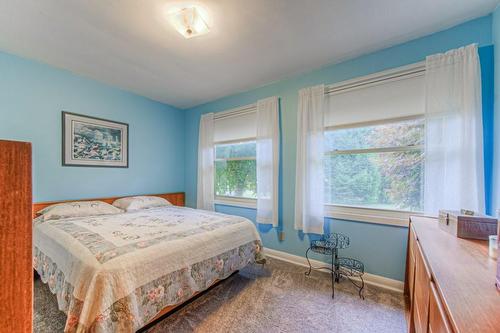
[0, 0, 498, 109]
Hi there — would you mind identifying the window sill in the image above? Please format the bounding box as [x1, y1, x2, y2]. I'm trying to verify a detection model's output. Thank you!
[212, 200, 419, 226]
[324, 204, 421, 227]
[214, 196, 257, 209]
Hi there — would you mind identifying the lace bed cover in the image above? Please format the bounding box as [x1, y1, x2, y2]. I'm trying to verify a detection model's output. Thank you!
[34, 206, 263, 332]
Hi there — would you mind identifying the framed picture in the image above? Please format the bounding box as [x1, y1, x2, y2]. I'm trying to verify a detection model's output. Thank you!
[62, 111, 128, 168]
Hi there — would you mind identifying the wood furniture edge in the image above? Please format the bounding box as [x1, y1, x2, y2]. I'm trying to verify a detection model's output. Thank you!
[404, 219, 414, 332]
[405, 220, 418, 333]
[32, 192, 185, 218]
[0, 140, 33, 332]
[404, 219, 411, 296]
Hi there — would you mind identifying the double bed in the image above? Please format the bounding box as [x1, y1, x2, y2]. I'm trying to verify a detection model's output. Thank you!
[33, 193, 264, 333]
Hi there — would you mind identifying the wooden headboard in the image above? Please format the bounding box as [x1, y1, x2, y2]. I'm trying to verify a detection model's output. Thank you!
[32, 192, 185, 219]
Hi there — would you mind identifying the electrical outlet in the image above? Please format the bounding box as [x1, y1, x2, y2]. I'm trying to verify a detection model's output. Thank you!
[279, 231, 285, 241]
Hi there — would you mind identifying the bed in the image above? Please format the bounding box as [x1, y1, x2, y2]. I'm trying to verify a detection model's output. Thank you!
[33, 193, 264, 333]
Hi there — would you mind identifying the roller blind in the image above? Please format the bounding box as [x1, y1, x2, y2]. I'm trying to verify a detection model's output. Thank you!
[213, 108, 256, 142]
[325, 73, 425, 128]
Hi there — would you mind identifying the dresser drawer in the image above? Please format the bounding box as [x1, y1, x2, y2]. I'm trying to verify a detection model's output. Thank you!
[428, 282, 452, 333]
[408, 250, 416, 302]
[409, 224, 418, 257]
[408, 225, 418, 302]
[413, 240, 431, 333]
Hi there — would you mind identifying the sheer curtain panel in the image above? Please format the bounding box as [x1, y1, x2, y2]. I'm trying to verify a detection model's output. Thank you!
[424, 44, 485, 215]
[197, 113, 215, 211]
[294, 85, 325, 234]
[256, 96, 279, 226]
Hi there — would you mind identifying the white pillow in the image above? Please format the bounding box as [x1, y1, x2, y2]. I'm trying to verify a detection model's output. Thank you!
[37, 201, 123, 221]
[112, 196, 172, 212]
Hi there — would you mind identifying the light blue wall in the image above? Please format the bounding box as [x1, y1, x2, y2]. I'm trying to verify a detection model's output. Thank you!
[0, 51, 185, 202]
[483, 46, 495, 215]
[493, 6, 500, 217]
[184, 16, 495, 281]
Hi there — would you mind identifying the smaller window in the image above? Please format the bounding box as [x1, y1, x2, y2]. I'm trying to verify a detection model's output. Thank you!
[324, 117, 424, 212]
[215, 140, 256, 199]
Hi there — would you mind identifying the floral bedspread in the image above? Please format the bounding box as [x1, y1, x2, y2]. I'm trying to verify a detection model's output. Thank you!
[34, 206, 263, 332]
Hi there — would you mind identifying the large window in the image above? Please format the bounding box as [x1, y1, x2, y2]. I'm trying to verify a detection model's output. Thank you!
[324, 117, 424, 212]
[215, 140, 257, 199]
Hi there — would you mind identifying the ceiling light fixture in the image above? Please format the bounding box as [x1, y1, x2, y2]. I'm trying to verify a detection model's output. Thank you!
[169, 6, 209, 39]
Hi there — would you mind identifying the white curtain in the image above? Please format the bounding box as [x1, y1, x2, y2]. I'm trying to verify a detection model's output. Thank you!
[424, 44, 485, 215]
[256, 96, 279, 226]
[294, 85, 325, 234]
[197, 113, 215, 211]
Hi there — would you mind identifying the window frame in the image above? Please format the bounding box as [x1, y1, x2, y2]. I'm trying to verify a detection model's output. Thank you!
[213, 137, 257, 208]
[323, 115, 425, 226]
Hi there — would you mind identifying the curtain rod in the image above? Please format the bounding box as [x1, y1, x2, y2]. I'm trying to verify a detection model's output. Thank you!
[214, 103, 257, 120]
[326, 62, 425, 96]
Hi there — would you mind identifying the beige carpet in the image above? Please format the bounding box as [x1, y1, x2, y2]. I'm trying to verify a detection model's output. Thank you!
[34, 258, 406, 332]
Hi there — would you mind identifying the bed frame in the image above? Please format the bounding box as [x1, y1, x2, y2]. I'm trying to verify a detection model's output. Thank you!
[32, 192, 185, 218]
[32, 192, 237, 330]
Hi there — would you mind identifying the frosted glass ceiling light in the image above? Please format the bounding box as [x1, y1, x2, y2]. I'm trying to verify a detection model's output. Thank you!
[169, 6, 209, 38]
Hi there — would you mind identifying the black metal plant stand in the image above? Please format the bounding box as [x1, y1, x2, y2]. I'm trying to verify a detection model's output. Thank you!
[304, 233, 365, 299]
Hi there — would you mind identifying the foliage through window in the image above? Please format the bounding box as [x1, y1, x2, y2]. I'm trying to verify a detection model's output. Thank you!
[215, 141, 257, 199]
[325, 117, 424, 211]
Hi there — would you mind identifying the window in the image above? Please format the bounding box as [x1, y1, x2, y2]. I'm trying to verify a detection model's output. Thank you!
[324, 117, 424, 212]
[215, 140, 257, 199]
[212, 104, 258, 204]
[322, 63, 426, 221]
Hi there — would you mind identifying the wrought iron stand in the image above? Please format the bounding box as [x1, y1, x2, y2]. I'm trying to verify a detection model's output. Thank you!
[304, 233, 365, 299]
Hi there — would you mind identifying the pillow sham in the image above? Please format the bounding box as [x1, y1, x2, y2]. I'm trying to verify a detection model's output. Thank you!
[112, 196, 172, 212]
[37, 201, 123, 221]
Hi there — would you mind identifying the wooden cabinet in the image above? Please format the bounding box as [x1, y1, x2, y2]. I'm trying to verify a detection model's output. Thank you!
[0, 140, 32, 333]
[406, 216, 500, 333]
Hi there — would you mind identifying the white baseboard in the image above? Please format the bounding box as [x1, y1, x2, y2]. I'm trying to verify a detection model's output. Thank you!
[264, 247, 404, 293]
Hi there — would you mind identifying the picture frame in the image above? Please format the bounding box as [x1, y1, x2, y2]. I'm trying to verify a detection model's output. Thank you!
[62, 111, 129, 168]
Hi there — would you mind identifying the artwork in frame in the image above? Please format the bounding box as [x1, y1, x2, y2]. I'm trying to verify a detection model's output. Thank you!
[62, 111, 128, 168]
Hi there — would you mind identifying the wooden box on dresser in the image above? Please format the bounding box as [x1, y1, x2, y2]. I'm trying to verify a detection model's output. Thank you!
[0, 140, 32, 332]
[405, 216, 500, 333]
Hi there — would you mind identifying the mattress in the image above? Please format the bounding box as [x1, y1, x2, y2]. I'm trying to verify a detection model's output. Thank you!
[33, 206, 263, 333]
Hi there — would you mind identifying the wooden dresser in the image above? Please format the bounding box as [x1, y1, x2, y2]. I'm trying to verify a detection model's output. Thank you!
[405, 216, 500, 333]
[0, 140, 32, 332]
